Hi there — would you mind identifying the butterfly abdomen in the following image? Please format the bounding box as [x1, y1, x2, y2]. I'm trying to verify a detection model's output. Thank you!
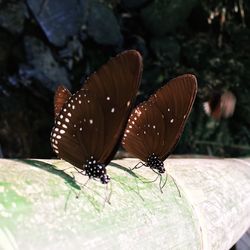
[147, 153, 165, 173]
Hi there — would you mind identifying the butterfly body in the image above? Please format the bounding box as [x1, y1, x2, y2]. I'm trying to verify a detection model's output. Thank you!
[84, 161, 110, 184]
[146, 154, 165, 173]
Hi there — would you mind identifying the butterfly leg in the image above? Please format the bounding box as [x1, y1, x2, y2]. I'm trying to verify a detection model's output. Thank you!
[74, 178, 91, 199]
[159, 172, 168, 193]
[60, 166, 74, 172]
[170, 175, 181, 197]
[159, 175, 164, 193]
[142, 172, 160, 184]
[131, 161, 145, 171]
[103, 181, 112, 207]
[64, 169, 85, 199]
[73, 167, 85, 175]
[133, 165, 159, 184]
[71, 167, 92, 198]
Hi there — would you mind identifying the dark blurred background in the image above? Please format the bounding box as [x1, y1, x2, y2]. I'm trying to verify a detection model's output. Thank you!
[0, 0, 249, 159]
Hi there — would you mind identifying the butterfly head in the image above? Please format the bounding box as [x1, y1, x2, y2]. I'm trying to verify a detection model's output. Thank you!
[147, 154, 165, 174]
[85, 159, 110, 184]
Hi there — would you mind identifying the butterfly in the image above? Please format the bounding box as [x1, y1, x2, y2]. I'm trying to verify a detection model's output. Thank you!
[203, 90, 236, 120]
[51, 50, 143, 184]
[122, 74, 197, 175]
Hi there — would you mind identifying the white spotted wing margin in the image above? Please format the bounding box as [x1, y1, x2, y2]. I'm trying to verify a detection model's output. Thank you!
[122, 74, 198, 162]
[50, 50, 143, 169]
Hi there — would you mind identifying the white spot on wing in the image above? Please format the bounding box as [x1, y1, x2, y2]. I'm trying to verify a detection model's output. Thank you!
[89, 119, 93, 124]
[111, 108, 115, 113]
[170, 118, 174, 123]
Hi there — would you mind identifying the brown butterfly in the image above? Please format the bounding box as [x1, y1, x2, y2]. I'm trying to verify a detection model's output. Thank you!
[122, 74, 197, 174]
[203, 91, 236, 120]
[51, 50, 143, 183]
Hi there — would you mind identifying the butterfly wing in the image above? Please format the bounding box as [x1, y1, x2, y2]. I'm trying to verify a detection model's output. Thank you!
[122, 74, 197, 162]
[51, 50, 142, 169]
[54, 85, 72, 117]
